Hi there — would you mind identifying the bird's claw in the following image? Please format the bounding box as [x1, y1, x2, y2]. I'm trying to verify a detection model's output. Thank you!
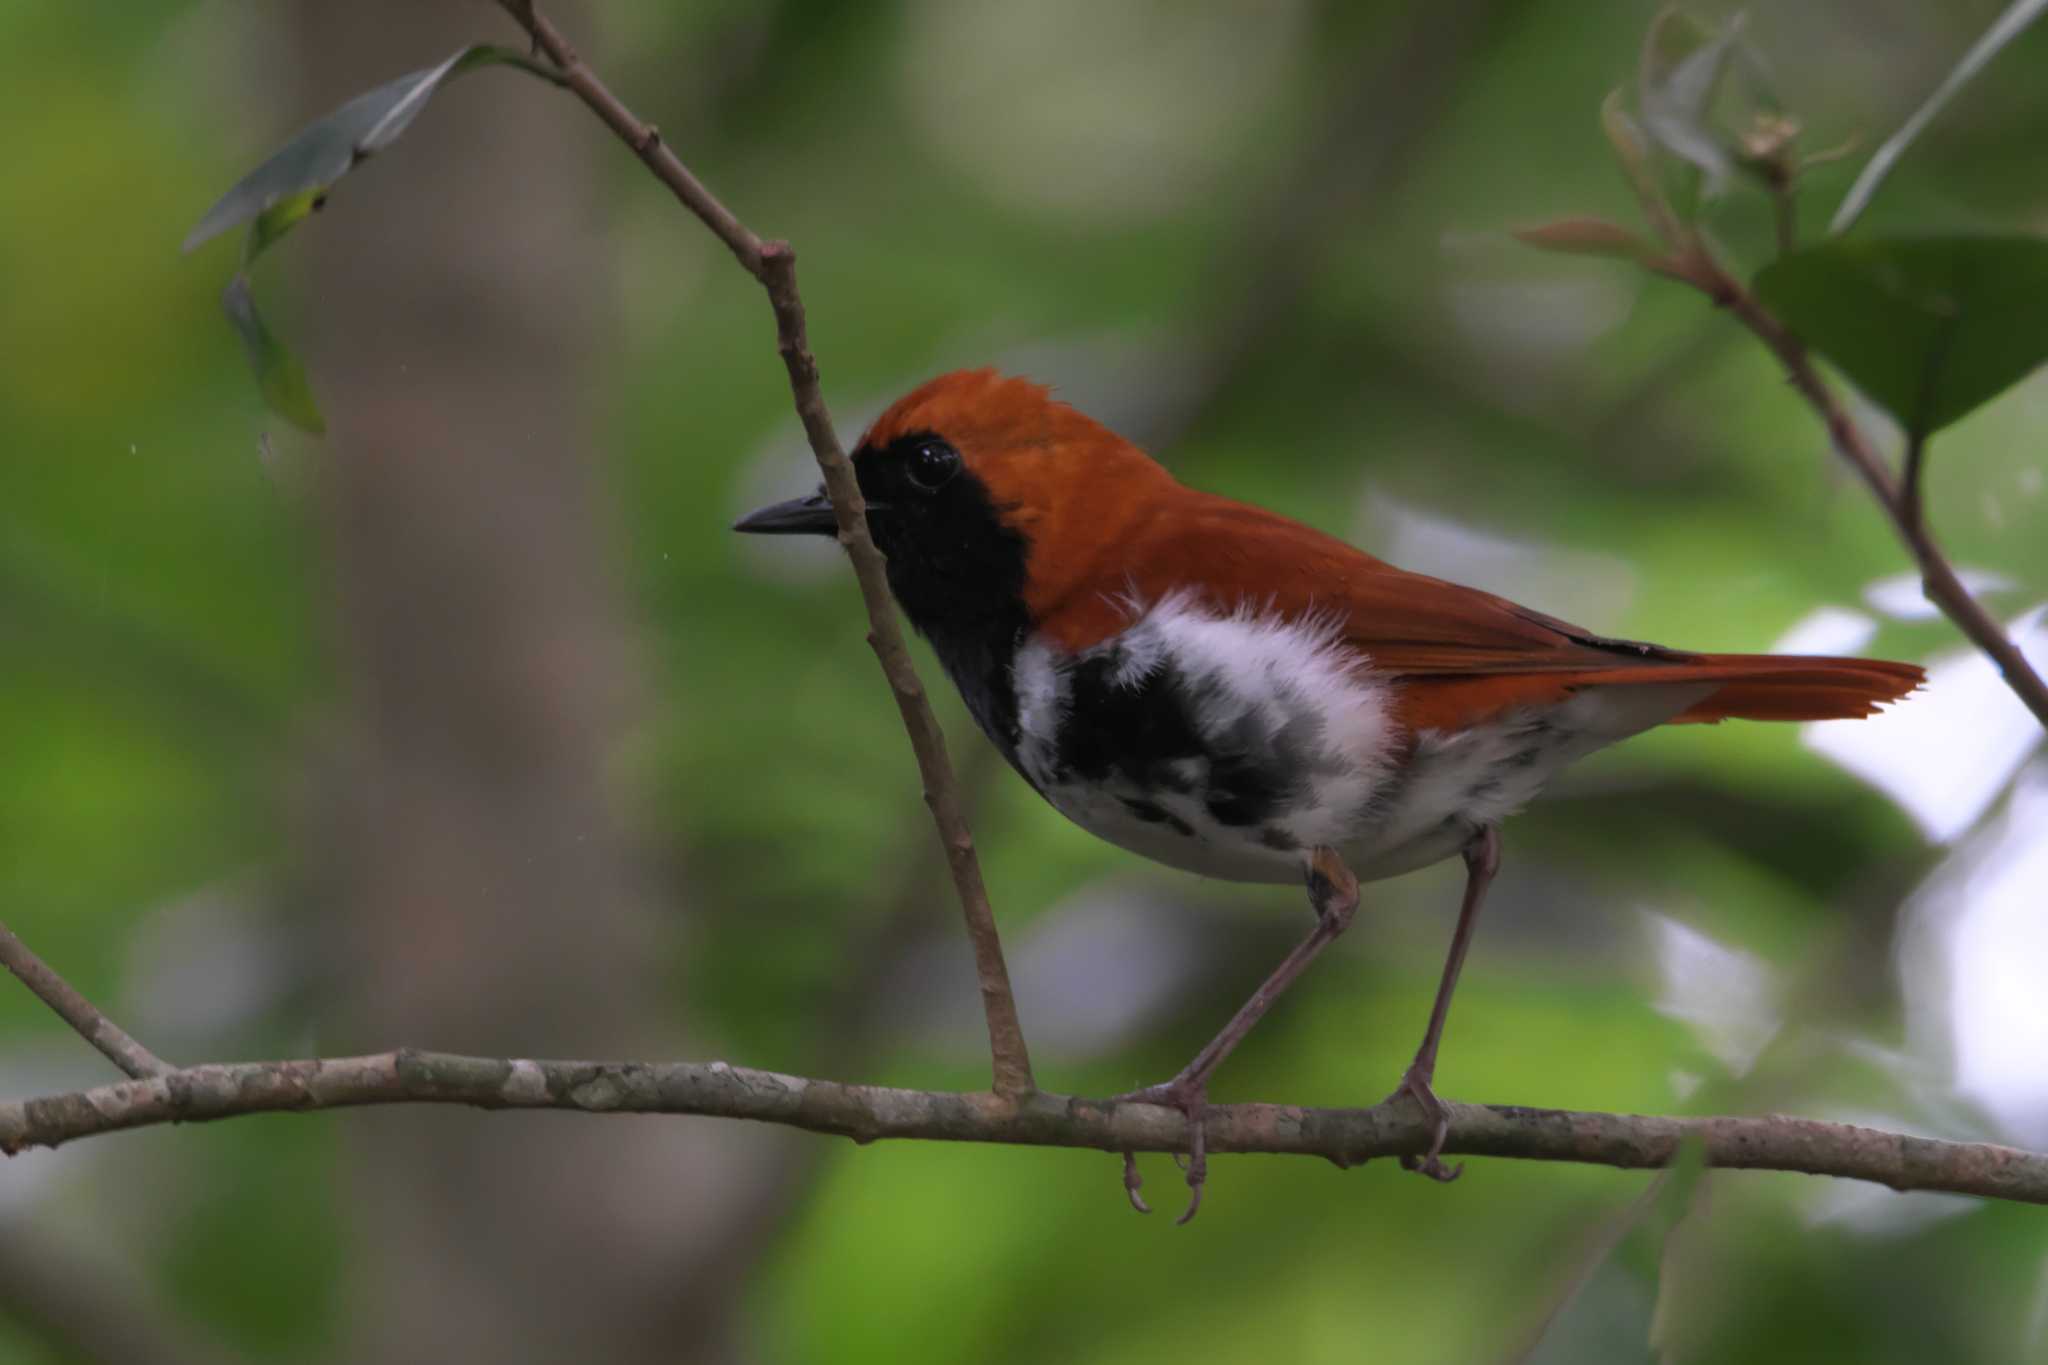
[1121, 1151, 1151, 1214]
[1173, 1122, 1208, 1225]
[1385, 1065, 1463, 1183]
[1400, 1150, 1465, 1183]
[1112, 1080, 1209, 1224]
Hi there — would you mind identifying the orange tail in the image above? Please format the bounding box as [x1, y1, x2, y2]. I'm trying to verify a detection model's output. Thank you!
[1662, 654, 1925, 723]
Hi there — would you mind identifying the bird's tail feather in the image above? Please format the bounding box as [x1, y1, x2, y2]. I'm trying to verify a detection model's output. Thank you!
[1643, 654, 1926, 724]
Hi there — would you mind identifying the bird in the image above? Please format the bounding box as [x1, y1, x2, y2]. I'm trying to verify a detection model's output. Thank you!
[734, 367, 1923, 1221]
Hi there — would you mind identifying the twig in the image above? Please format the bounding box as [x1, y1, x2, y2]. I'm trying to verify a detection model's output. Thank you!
[1771, 188, 1796, 259]
[1670, 246, 2048, 730]
[3, 1049, 2044, 1205]
[492, 1, 1034, 1096]
[0, 921, 168, 1080]
[1901, 428, 1930, 536]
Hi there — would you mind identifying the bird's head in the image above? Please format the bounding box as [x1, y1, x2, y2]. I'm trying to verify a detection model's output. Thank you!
[735, 368, 1175, 633]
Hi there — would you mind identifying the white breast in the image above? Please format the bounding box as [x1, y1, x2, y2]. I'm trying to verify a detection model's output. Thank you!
[1010, 591, 1401, 883]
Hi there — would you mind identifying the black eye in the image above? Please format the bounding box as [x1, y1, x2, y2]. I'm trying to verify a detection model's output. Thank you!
[904, 438, 961, 493]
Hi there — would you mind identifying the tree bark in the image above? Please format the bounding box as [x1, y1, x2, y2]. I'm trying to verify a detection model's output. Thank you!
[288, 5, 746, 1360]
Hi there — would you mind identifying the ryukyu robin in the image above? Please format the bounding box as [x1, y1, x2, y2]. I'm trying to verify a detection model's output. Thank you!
[736, 368, 1922, 1220]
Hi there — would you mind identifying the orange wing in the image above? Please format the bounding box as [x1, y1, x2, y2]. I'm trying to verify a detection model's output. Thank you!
[1027, 490, 1923, 733]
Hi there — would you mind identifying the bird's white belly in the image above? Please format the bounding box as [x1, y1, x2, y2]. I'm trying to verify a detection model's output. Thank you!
[1009, 592, 1711, 885]
[1336, 680, 1710, 879]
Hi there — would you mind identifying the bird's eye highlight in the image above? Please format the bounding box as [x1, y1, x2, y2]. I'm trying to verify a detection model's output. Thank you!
[905, 438, 961, 492]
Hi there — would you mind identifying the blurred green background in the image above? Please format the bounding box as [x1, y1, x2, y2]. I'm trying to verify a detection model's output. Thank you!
[4, 2, 2047, 1362]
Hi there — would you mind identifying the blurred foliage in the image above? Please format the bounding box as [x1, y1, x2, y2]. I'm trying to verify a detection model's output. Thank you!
[4, 2, 2048, 1363]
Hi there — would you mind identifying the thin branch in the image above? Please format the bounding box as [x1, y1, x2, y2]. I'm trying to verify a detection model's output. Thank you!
[1902, 428, 1929, 536]
[3, 1050, 2044, 1205]
[492, 1, 1034, 1096]
[1771, 187, 1796, 259]
[1666, 247, 2048, 730]
[0, 922, 168, 1080]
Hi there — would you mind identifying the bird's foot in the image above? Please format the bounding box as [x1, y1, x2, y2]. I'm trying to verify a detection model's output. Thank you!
[1384, 1064, 1463, 1183]
[1112, 1077, 1209, 1224]
[1120, 1150, 1150, 1214]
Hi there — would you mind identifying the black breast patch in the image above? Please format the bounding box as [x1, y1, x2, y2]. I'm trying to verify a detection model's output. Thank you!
[1051, 643, 1313, 832]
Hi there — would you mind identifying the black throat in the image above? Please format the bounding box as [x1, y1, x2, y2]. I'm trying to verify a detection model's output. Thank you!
[855, 437, 1034, 758]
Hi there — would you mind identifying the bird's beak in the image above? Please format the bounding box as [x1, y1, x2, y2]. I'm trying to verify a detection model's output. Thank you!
[732, 490, 840, 537]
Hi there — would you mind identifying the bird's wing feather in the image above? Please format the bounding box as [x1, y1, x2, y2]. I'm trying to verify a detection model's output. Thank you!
[1029, 493, 1921, 730]
[1030, 493, 1667, 670]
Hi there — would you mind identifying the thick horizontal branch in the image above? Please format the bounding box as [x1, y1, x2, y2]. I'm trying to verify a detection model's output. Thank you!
[4, 1050, 2042, 1206]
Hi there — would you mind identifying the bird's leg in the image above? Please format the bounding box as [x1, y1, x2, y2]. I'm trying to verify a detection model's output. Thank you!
[1384, 825, 1501, 1182]
[1116, 845, 1361, 1223]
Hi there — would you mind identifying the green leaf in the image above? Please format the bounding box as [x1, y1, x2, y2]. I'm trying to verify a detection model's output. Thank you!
[186, 44, 564, 435]
[242, 188, 328, 268]
[1754, 234, 2048, 437]
[1638, 9, 1742, 193]
[182, 44, 562, 257]
[1831, 0, 2048, 234]
[222, 274, 324, 434]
